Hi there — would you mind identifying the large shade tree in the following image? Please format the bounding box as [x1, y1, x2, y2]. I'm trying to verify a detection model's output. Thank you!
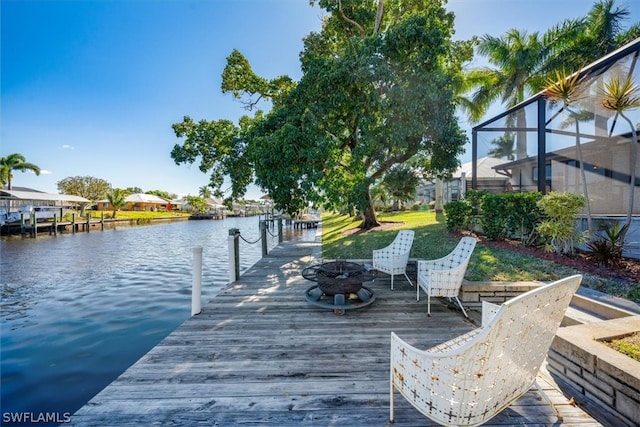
[171, 0, 470, 229]
[57, 176, 111, 203]
[0, 153, 41, 190]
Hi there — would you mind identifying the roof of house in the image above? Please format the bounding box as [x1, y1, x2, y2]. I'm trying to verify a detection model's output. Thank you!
[455, 157, 508, 179]
[1, 188, 90, 203]
[124, 193, 170, 204]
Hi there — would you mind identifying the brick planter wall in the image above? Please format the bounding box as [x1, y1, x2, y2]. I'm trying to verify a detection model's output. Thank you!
[459, 280, 541, 309]
[547, 316, 640, 427]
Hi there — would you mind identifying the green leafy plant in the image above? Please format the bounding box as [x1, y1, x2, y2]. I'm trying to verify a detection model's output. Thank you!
[480, 193, 509, 240]
[536, 192, 586, 255]
[444, 200, 471, 233]
[604, 333, 640, 362]
[586, 221, 629, 266]
[502, 192, 543, 245]
[627, 287, 640, 303]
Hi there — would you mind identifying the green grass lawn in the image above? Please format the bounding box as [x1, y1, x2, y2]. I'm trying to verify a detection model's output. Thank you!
[321, 211, 633, 298]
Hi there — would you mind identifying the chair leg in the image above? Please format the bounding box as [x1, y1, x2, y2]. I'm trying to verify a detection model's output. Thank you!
[535, 380, 563, 421]
[403, 273, 413, 287]
[453, 296, 468, 318]
[390, 375, 395, 422]
[427, 294, 431, 316]
[390, 274, 394, 290]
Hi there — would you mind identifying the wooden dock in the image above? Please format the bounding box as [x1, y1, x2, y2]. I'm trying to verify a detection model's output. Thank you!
[70, 234, 602, 426]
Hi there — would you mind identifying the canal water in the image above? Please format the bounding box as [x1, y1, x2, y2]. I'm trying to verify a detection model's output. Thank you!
[0, 217, 314, 422]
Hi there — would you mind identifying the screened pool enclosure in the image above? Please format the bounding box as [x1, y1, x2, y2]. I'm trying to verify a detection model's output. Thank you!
[471, 38, 640, 257]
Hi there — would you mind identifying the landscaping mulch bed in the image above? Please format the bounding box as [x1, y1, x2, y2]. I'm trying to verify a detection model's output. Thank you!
[475, 235, 640, 285]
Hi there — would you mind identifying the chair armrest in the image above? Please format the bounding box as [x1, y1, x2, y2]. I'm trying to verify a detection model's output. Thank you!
[482, 301, 501, 327]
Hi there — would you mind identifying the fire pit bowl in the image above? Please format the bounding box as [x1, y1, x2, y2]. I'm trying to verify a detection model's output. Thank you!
[302, 261, 373, 295]
[301, 261, 376, 314]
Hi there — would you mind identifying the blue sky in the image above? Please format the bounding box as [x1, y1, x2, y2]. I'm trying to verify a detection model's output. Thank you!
[2, 0, 639, 199]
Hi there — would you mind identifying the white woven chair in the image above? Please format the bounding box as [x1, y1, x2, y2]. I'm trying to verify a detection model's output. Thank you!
[372, 230, 414, 290]
[416, 236, 476, 317]
[390, 274, 583, 426]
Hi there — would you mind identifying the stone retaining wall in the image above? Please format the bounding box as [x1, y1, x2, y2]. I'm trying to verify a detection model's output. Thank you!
[548, 316, 640, 427]
[459, 280, 541, 308]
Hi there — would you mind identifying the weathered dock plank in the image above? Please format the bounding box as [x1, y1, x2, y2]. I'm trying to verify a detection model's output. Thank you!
[71, 234, 600, 426]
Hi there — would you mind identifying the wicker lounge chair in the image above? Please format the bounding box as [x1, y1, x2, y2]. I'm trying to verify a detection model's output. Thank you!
[416, 236, 476, 317]
[390, 274, 583, 426]
[372, 230, 414, 290]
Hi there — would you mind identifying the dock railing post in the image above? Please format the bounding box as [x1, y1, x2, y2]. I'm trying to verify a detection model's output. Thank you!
[53, 214, 58, 236]
[228, 228, 240, 283]
[278, 217, 283, 244]
[260, 220, 267, 257]
[32, 213, 37, 237]
[191, 246, 203, 316]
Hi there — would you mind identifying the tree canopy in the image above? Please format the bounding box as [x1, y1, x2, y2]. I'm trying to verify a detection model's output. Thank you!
[57, 176, 111, 202]
[171, 0, 471, 228]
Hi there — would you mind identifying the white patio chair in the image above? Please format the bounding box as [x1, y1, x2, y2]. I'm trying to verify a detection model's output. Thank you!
[372, 230, 414, 290]
[390, 274, 583, 426]
[416, 236, 476, 317]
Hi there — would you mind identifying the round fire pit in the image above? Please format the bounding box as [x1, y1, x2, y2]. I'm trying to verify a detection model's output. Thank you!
[301, 261, 376, 314]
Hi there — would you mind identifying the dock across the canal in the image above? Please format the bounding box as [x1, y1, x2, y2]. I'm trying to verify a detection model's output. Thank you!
[70, 231, 602, 426]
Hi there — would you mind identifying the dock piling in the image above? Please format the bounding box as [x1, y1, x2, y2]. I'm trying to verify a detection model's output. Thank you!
[191, 246, 203, 316]
[228, 228, 240, 283]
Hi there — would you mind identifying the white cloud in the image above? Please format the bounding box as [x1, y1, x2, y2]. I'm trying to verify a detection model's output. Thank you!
[59, 144, 74, 150]
[38, 170, 53, 175]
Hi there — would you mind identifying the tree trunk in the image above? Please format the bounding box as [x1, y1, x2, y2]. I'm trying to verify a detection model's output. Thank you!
[516, 108, 527, 160]
[570, 114, 592, 238]
[434, 179, 443, 213]
[359, 186, 379, 229]
[621, 113, 637, 243]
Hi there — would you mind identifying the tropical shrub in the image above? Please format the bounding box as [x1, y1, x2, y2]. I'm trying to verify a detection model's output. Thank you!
[536, 192, 586, 255]
[586, 221, 629, 266]
[444, 200, 471, 233]
[502, 192, 543, 245]
[479, 193, 509, 240]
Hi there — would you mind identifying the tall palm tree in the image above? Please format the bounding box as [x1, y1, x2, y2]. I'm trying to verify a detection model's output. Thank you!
[545, 69, 594, 237]
[465, 1, 639, 152]
[107, 188, 128, 219]
[600, 76, 640, 241]
[465, 29, 548, 159]
[0, 153, 41, 190]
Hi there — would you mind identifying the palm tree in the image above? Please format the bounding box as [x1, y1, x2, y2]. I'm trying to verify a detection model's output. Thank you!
[600, 75, 640, 241]
[382, 165, 419, 211]
[0, 153, 41, 190]
[199, 185, 212, 199]
[107, 188, 128, 219]
[487, 133, 515, 160]
[544, 0, 640, 137]
[544, 69, 594, 237]
[465, 30, 548, 159]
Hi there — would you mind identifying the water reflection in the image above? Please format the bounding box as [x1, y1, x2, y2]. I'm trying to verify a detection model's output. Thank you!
[0, 217, 312, 419]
